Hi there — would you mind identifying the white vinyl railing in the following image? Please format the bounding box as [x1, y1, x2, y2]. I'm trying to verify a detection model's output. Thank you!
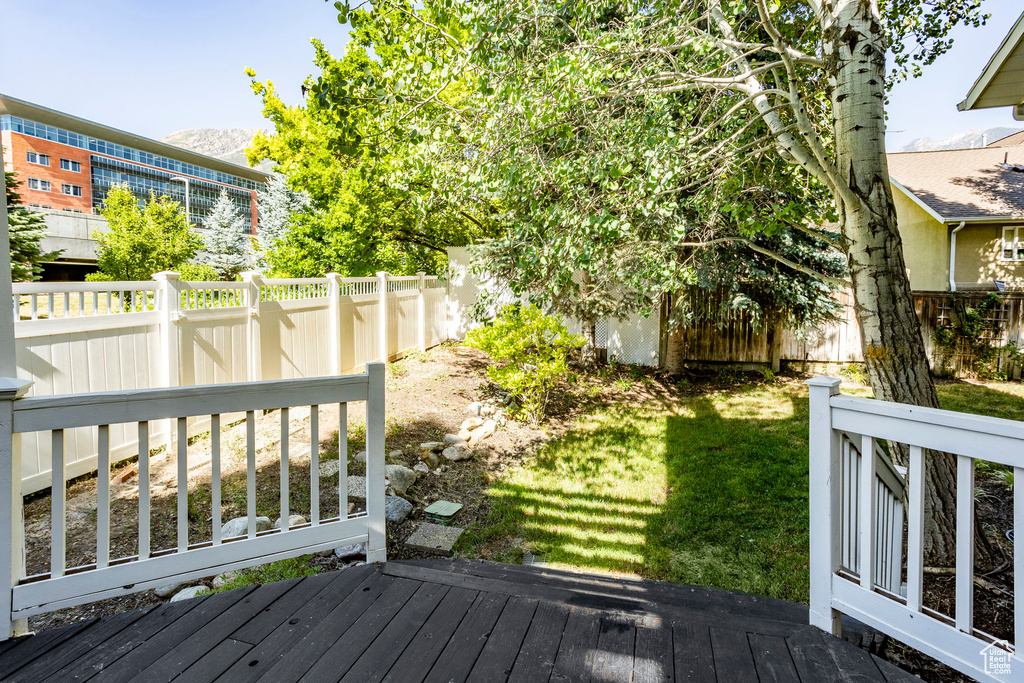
[808, 377, 1023, 682]
[0, 364, 386, 639]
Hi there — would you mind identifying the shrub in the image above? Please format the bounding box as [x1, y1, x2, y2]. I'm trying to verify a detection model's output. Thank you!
[464, 304, 585, 424]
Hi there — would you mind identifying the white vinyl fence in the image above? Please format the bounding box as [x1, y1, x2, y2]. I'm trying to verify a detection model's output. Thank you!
[808, 377, 1023, 682]
[0, 364, 387, 637]
[11, 271, 447, 494]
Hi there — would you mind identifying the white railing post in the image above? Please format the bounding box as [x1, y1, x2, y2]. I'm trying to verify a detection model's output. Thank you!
[242, 272, 264, 383]
[0, 378, 32, 640]
[364, 362, 387, 563]
[377, 271, 388, 363]
[807, 376, 843, 635]
[417, 271, 427, 352]
[154, 272, 182, 455]
[326, 273, 342, 376]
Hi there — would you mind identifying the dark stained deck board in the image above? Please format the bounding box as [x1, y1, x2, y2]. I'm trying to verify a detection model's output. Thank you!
[749, 633, 801, 683]
[220, 564, 378, 682]
[548, 606, 603, 683]
[507, 599, 570, 683]
[633, 622, 673, 683]
[339, 581, 450, 682]
[0, 559, 915, 683]
[380, 586, 479, 683]
[421, 592, 509, 683]
[466, 596, 539, 682]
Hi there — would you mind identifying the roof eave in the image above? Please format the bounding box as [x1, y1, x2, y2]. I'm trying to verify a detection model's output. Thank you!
[960, 11, 1024, 112]
[890, 178, 948, 224]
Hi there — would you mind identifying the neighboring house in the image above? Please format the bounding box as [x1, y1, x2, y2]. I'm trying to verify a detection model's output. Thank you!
[888, 141, 1024, 292]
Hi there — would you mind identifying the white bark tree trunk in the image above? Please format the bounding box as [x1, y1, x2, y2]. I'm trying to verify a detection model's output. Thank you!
[823, 0, 959, 564]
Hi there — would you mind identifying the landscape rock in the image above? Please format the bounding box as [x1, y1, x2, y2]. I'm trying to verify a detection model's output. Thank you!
[212, 572, 237, 590]
[169, 586, 209, 602]
[419, 451, 440, 468]
[405, 523, 465, 556]
[347, 478, 367, 503]
[319, 460, 340, 478]
[442, 444, 473, 461]
[385, 496, 414, 523]
[467, 402, 483, 416]
[389, 450, 404, 458]
[480, 405, 496, 417]
[457, 429, 473, 442]
[413, 461, 430, 474]
[468, 420, 497, 445]
[354, 450, 367, 463]
[460, 417, 484, 431]
[154, 580, 191, 598]
[384, 464, 417, 496]
[221, 516, 272, 539]
[334, 542, 366, 559]
[419, 442, 445, 452]
[273, 514, 307, 529]
[442, 433, 466, 444]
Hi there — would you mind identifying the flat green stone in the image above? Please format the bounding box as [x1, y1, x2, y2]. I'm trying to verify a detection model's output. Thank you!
[424, 500, 464, 519]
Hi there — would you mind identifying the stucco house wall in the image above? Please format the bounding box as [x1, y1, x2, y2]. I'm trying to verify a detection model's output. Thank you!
[954, 223, 1024, 289]
[891, 188, 950, 291]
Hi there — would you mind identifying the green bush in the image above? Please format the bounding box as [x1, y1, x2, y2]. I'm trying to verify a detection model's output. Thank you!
[178, 263, 221, 281]
[464, 304, 585, 424]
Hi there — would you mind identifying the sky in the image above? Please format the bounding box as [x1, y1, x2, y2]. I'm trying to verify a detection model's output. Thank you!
[0, 0, 351, 139]
[0, 0, 1022, 149]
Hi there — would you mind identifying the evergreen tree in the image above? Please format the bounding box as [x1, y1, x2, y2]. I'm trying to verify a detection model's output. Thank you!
[203, 190, 250, 280]
[255, 175, 304, 271]
[5, 168, 60, 282]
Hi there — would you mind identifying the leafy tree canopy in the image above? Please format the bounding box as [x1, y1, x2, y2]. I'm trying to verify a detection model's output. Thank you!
[92, 183, 203, 281]
[244, 4, 498, 277]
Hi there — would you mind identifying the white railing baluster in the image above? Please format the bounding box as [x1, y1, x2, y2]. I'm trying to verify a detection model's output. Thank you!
[339, 403, 348, 517]
[212, 415, 222, 546]
[45, 293, 51, 319]
[310, 405, 319, 525]
[62, 293, 69, 318]
[246, 410, 256, 539]
[280, 407, 289, 530]
[907, 446, 925, 612]
[97, 425, 110, 569]
[51, 430, 65, 578]
[30, 294, 37, 320]
[956, 455, 974, 633]
[138, 421, 150, 559]
[77, 292, 84, 316]
[859, 434, 875, 590]
[177, 418, 188, 552]
[1016, 466, 1023, 651]
[92, 291, 98, 314]
[105, 291, 112, 313]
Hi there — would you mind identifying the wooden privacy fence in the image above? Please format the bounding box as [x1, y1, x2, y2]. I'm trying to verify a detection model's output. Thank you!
[667, 290, 1024, 376]
[808, 377, 1024, 682]
[0, 365, 387, 638]
[10, 271, 447, 494]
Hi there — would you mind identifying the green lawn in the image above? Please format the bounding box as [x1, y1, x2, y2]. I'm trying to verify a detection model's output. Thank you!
[463, 378, 1024, 604]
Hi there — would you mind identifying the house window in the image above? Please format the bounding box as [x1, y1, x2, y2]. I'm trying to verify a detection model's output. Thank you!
[27, 178, 51, 192]
[26, 151, 49, 166]
[1002, 227, 1024, 261]
[62, 184, 83, 197]
[60, 158, 81, 172]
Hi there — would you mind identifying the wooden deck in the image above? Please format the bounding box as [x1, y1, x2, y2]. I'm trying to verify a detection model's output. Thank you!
[0, 559, 916, 682]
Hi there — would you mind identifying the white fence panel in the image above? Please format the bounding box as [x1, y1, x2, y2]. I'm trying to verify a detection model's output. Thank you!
[11, 271, 448, 494]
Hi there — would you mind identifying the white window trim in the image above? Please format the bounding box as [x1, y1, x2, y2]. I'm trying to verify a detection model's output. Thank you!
[27, 178, 51, 192]
[26, 152, 50, 167]
[1001, 226, 1024, 262]
[61, 183, 83, 197]
[60, 158, 81, 172]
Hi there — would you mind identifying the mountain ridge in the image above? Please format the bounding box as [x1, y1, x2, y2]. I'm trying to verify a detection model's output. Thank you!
[896, 127, 1024, 153]
[158, 128, 275, 172]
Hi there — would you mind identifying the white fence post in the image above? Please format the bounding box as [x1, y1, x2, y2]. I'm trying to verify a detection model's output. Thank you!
[326, 273, 342, 376]
[807, 376, 842, 635]
[377, 271, 388, 363]
[0, 378, 32, 639]
[417, 271, 427, 352]
[242, 272, 264, 383]
[154, 272, 182, 455]
[364, 362, 387, 563]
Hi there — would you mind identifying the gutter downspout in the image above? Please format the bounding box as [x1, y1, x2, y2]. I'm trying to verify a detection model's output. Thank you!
[949, 221, 966, 292]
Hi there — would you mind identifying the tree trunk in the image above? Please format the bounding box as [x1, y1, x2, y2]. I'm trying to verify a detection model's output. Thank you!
[824, 1, 962, 566]
[581, 318, 597, 368]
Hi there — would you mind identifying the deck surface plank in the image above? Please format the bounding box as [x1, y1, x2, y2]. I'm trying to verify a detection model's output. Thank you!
[0, 559, 914, 683]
